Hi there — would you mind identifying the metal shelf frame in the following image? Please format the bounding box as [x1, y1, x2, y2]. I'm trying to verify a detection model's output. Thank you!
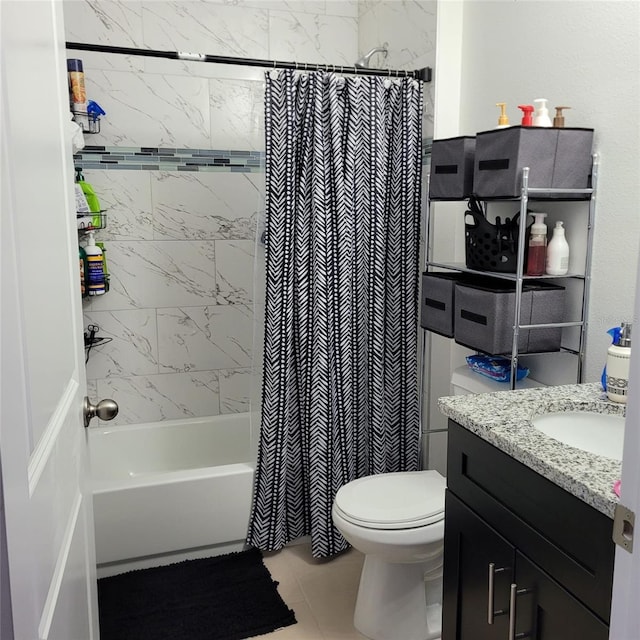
[422, 154, 599, 391]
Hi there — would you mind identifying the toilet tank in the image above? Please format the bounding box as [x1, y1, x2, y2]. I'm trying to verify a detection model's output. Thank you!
[450, 365, 544, 395]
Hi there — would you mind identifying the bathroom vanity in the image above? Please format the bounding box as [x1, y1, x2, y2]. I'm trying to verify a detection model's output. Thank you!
[438, 383, 621, 639]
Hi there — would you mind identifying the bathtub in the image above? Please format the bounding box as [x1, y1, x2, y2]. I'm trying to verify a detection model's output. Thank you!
[88, 413, 255, 574]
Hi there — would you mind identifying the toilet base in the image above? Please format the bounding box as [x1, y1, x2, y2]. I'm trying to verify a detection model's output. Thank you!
[353, 554, 442, 640]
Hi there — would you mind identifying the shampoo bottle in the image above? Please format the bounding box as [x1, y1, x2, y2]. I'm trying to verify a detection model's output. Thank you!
[606, 322, 632, 403]
[533, 98, 552, 127]
[85, 232, 105, 296]
[546, 221, 570, 275]
[526, 213, 547, 276]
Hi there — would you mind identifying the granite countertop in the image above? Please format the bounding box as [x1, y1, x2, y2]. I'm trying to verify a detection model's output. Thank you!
[438, 382, 624, 519]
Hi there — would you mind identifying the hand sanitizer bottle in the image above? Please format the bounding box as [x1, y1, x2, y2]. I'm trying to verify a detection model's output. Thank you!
[606, 323, 632, 403]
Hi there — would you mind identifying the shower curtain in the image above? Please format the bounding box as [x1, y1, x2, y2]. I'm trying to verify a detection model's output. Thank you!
[247, 69, 424, 558]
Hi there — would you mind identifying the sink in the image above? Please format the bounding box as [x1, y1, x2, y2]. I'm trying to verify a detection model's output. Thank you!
[532, 411, 625, 460]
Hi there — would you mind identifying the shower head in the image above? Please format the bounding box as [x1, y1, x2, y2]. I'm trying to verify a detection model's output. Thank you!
[354, 45, 389, 69]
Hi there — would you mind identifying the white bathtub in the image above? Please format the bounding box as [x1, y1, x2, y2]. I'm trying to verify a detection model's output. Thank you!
[88, 413, 255, 575]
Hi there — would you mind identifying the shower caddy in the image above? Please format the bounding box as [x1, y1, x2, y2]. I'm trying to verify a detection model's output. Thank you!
[420, 154, 598, 392]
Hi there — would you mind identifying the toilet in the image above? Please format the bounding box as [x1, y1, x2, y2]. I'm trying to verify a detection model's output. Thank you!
[332, 470, 446, 640]
[332, 366, 545, 640]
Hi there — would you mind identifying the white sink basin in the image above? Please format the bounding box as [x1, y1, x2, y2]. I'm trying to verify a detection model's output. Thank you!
[532, 411, 625, 460]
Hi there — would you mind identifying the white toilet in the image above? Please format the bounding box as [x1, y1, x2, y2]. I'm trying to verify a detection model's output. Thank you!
[332, 470, 446, 640]
[332, 367, 545, 640]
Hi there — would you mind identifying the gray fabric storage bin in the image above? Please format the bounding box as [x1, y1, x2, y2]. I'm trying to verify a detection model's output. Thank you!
[420, 272, 467, 337]
[473, 126, 593, 198]
[552, 128, 594, 189]
[454, 280, 565, 354]
[429, 136, 475, 199]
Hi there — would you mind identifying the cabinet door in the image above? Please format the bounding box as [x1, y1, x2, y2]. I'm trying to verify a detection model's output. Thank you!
[513, 552, 609, 640]
[443, 491, 515, 640]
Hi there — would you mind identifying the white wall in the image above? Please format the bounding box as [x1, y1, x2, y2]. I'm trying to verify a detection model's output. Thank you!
[428, 0, 640, 471]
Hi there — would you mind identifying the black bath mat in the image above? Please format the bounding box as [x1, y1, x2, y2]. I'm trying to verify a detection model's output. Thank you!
[98, 547, 297, 640]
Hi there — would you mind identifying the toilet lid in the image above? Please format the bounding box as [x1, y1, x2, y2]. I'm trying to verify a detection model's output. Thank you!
[334, 470, 446, 530]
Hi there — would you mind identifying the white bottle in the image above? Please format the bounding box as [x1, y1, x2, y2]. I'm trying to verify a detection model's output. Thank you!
[84, 231, 105, 295]
[606, 323, 632, 403]
[533, 98, 552, 127]
[546, 221, 570, 275]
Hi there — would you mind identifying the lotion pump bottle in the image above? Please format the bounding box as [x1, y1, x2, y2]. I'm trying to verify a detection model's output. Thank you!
[495, 102, 510, 128]
[526, 213, 547, 276]
[546, 221, 570, 275]
[606, 322, 632, 403]
[533, 98, 552, 127]
[553, 106, 571, 127]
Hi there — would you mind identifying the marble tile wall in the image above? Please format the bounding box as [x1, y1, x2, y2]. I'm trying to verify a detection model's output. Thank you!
[65, 0, 358, 425]
[65, 0, 437, 426]
[358, 0, 437, 141]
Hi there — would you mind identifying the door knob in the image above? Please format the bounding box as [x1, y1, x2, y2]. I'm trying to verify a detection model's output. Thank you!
[83, 396, 119, 428]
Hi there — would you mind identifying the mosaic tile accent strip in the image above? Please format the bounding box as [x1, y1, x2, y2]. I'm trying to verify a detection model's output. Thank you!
[73, 146, 266, 173]
[74, 143, 431, 172]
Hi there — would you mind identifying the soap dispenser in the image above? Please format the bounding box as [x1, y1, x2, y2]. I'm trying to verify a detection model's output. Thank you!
[518, 104, 534, 126]
[606, 322, 632, 403]
[495, 102, 510, 129]
[553, 106, 571, 127]
[526, 213, 548, 276]
[533, 98, 552, 127]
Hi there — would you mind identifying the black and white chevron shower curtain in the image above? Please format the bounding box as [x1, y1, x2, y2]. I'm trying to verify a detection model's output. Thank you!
[247, 69, 424, 558]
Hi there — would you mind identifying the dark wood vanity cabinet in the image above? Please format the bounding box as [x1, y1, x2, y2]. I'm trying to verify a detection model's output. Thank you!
[443, 420, 615, 640]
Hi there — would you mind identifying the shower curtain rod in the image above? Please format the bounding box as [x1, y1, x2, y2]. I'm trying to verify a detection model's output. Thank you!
[66, 42, 432, 82]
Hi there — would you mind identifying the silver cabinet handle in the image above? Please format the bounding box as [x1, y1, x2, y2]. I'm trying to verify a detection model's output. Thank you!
[487, 563, 506, 624]
[507, 583, 531, 640]
[508, 583, 518, 640]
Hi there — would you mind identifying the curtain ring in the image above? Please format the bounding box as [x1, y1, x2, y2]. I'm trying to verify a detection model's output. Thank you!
[273, 60, 277, 69]
[405, 70, 408, 77]
[295, 61, 299, 70]
[388, 68, 392, 77]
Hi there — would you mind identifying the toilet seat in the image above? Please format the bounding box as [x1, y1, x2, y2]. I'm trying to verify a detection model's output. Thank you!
[334, 470, 445, 530]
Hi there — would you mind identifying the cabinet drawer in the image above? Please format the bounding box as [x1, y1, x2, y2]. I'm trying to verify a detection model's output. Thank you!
[447, 420, 614, 623]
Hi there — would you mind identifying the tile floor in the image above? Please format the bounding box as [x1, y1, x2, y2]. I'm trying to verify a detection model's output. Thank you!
[260, 543, 368, 639]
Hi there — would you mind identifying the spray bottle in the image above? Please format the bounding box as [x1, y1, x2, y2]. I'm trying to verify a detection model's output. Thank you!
[526, 213, 548, 276]
[533, 98, 552, 127]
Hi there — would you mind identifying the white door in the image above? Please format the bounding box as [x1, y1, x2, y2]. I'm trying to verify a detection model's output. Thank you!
[1, 1, 99, 638]
[609, 253, 640, 638]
